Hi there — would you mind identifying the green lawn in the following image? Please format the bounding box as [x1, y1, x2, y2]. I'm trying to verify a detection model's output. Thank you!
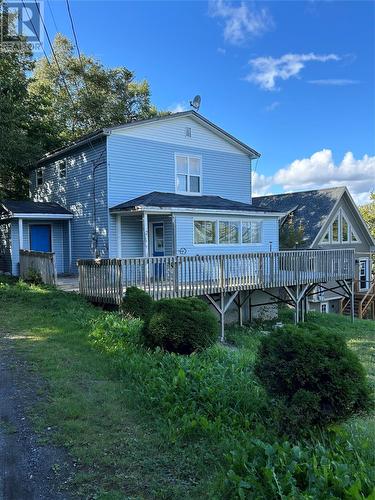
[0, 277, 374, 498]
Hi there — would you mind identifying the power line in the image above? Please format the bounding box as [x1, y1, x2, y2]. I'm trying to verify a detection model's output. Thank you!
[21, 0, 53, 68]
[65, 0, 85, 73]
[46, 0, 59, 34]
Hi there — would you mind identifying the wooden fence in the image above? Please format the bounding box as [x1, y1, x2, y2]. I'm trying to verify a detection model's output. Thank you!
[78, 248, 355, 304]
[19, 249, 57, 285]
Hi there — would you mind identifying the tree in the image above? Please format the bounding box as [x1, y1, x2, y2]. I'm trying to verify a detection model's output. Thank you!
[0, 43, 50, 198]
[279, 213, 305, 249]
[29, 34, 160, 147]
[360, 193, 375, 239]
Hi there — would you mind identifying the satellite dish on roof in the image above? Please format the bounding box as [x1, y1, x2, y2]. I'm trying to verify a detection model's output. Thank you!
[190, 95, 201, 111]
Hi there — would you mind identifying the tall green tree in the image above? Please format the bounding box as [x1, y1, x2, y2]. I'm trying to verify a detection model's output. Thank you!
[0, 44, 50, 198]
[360, 193, 375, 239]
[29, 34, 160, 146]
[280, 213, 306, 249]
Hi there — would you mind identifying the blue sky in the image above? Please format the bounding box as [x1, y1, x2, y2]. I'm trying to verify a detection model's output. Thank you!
[42, 0, 374, 203]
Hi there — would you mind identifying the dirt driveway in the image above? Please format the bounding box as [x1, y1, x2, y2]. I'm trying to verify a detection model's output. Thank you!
[0, 333, 74, 500]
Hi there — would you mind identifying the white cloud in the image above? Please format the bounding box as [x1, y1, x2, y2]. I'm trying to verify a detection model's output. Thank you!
[308, 78, 360, 86]
[265, 100, 280, 112]
[246, 53, 340, 91]
[217, 47, 226, 55]
[252, 171, 274, 197]
[168, 102, 188, 113]
[252, 150, 375, 204]
[209, 0, 273, 45]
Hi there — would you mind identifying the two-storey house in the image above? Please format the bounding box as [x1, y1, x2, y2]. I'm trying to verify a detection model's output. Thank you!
[0, 111, 281, 277]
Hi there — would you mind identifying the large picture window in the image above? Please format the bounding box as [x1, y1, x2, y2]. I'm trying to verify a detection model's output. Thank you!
[176, 155, 202, 194]
[194, 219, 263, 245]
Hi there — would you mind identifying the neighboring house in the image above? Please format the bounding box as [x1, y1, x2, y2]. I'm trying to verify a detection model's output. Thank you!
[253, 187, 375, 318]
[0, 111, 281, 280]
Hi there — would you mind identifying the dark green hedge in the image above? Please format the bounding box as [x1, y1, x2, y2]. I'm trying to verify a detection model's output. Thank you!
[254, 324, 373, 431]
[146, 297, 219, 354]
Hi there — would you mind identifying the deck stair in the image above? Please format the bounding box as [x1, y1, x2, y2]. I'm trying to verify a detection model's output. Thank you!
[341, 279, 375, 319]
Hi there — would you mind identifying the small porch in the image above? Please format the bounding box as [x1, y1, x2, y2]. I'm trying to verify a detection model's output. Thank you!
[0, 200, 73, 276]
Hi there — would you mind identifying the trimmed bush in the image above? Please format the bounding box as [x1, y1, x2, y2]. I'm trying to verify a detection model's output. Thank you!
[121, 286, 153, 322]
[145, 297, 218, 354]
[254, 324, 373, 430]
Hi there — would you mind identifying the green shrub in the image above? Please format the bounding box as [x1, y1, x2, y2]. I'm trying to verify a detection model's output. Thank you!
[216, 430, 375, 499]
[121, 286, 153, 321]
[254, 325, 373, 431]
[25, 268, 43, 285]
[145, 297, 219, 354]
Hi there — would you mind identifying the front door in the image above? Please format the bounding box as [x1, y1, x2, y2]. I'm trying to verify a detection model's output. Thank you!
[152, 223, 165, 279]
[30, 224, 52, 252]
[358, 258, 369, 291]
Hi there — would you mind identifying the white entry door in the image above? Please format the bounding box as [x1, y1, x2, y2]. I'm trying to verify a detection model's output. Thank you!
[358, 258, 369, 291]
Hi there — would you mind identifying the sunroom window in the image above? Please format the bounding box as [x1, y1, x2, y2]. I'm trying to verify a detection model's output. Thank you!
[219, 221, 240, 244]
[242, 221, 262, 244]
[176, 155, 201, 194]
[194, 220, 216, 244]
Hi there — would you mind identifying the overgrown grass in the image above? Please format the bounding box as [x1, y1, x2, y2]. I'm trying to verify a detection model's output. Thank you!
[0, 277, 374, 498]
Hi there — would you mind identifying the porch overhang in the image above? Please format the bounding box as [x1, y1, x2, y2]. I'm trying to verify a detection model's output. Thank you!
[109, 191, 285, 218]
[0, 200, 73, 222]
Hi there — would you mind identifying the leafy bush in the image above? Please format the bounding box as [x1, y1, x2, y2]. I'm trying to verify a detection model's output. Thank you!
[145, 297, 219, 354]
[121, 286, 154, 322]
[254, 324, 373, 430]
[25, 268, 43, 285]
[216, 429, 375, 499]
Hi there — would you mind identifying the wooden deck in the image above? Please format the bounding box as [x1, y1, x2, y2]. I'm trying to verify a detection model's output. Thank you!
[77, 249, 355, 305]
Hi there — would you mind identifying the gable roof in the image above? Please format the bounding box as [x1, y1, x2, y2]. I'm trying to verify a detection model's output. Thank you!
[37, 111, 260, 165]
[252, 187, 346, 247]
[0, 200, 73, 218]
[110, 191, 281, 215]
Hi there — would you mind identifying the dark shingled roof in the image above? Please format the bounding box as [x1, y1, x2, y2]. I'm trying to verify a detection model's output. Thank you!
[0, 200, 72, 216]
[110, 191, 281, 214]
[252, 187, 345, 247]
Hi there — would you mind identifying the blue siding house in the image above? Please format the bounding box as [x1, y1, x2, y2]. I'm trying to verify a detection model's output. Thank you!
[0, 111, 281, 276]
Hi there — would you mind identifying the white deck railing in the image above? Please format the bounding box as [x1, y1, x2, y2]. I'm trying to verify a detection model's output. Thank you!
[77, 248, 355, 304]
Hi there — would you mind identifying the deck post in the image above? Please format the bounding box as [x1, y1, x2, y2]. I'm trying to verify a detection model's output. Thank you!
[220, 291, 225, 342]
[351, 280, 355, 323]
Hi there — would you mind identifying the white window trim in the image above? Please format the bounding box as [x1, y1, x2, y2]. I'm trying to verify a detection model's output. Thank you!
[320, 302, 329, 314]
[175, 153, 203, 196]
[193, 218, 264, 247]
[358, 257, 370, 292]
[320, 208, 362, 245]
[58, 158, 67, 179]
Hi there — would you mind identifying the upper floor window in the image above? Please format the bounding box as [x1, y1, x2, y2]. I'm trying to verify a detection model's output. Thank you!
[58, 159, 67, 179]
[36, 168, 43, 186]
[175, 154, 202, 195]
[320, 208, 361, 244]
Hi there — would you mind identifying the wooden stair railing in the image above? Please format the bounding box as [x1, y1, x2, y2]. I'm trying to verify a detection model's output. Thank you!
[359, 279, 375, 319]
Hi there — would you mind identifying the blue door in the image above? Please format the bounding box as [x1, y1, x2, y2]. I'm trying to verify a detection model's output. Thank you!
[152, 223, 165, 279]
[30, 225, 52, 252]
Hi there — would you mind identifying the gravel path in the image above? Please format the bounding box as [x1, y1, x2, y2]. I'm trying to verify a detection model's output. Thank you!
[0, 333, 74, 500]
